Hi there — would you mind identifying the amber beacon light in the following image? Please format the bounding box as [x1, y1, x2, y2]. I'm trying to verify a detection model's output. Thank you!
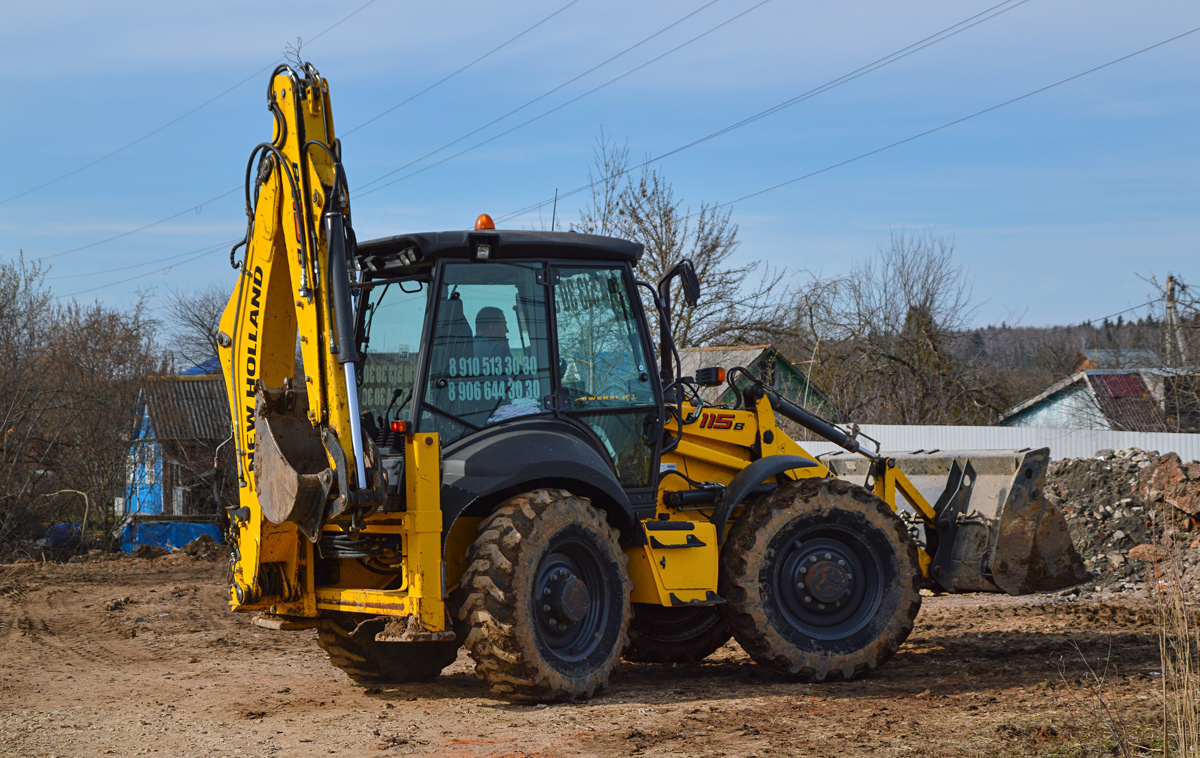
[474, 213, 495, 230]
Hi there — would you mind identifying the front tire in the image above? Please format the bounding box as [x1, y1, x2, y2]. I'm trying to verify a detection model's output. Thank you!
[455, 488, 631, 701]
[719, 477, 921, 682]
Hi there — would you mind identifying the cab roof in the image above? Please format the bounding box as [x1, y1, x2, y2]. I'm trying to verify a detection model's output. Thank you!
[356, 229, 643, 275]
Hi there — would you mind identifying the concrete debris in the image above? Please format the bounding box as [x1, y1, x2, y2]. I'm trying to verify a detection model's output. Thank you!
[1047, 447, 1200, 597]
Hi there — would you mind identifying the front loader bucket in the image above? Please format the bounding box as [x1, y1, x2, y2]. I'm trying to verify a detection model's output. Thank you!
[826, 448, 1089, 595]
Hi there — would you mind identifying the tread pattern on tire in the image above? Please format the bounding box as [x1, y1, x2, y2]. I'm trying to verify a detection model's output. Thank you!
[316, 613, 459, 684]
[719, 476, 922, 682]
[454, 488, 631, 701]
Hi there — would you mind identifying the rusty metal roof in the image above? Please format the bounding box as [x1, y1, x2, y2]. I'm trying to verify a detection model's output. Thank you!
[1088, 372, 1167, 432]
[138, 375, 230, 443]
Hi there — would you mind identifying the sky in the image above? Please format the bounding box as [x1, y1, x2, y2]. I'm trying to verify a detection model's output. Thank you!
[1, 0, 1197, 329]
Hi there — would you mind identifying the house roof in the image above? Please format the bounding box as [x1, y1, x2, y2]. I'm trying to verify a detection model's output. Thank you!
[181, 357, 221, 376]
[675, 344, 836, 412]
[677, 345, 771, 377]
[677, 345, 772, 403]
[1000, 369, 1168, 432]
[138, 375, 230, 443]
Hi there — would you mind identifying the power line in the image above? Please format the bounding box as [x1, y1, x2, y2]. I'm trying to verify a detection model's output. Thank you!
[40, 0, 1012, 285]
[705, 25, 1200, 214]
[54, 2, 755, 296]
[1032, 299, 1163, 338]
[0, 0, 384, 208]
[41, 187, 240, 261]
[343, 0, 586, 138]
[48, 238, 238, 280]
[62, 24, 1199, 301]
[34, 2, 585, 263]
[354, 0, 727, 193]
[354, 0, 773, 199]
[61, 242, 232, 299]
[497, 0, 1032, 222]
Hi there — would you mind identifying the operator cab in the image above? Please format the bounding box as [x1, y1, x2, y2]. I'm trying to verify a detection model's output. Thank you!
[354, 226, 663, 501]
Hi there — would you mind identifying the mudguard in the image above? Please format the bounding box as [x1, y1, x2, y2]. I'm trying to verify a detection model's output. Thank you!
[439, 418, 641, 545]
[713, 455, 819, 544]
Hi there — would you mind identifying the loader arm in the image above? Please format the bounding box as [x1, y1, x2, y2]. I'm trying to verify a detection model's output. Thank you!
[217, 63, 384, 613]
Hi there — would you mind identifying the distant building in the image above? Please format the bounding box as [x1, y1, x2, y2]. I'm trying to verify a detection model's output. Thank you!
[124, 374, 231, 518]
[1000, 369, 1169, 432]
[676, 344, 840, 420]
[1066, 348, 1161, 374]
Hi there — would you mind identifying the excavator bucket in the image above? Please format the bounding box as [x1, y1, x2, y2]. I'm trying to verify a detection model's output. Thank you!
[253, 386, 334, 543]
[825, 448, 1089, 595]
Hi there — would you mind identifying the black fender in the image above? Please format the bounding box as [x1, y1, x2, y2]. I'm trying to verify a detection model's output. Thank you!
[712, 454, 819, 544]
[439, 418, 642, 547]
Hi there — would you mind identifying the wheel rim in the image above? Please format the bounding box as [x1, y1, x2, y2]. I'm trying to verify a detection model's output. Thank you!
[533, 534, 613, 666]
[771, 524, 885, 642]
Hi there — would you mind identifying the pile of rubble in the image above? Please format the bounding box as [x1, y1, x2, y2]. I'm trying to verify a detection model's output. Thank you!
[1046, 448, 1200, 596]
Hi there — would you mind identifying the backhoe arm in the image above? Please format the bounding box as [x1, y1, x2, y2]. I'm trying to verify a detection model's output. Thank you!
[217, 62, 382, 611]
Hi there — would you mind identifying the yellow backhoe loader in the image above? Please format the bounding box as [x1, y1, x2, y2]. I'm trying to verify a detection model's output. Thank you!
[217, 62, 1088, 701]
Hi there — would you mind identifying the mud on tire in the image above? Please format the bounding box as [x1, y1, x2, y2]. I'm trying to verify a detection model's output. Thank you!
[316, 613, 460, 684]
[719, 477, 921, 682]
[454, 488, 630, 701]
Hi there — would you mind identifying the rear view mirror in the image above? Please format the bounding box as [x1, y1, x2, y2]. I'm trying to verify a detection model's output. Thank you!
[657, 259, 700, 307]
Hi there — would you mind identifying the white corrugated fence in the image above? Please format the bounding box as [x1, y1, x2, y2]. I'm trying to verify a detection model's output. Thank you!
[796, 425, 1200, 462]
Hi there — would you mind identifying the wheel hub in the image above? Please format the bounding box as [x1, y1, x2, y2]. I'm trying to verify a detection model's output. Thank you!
[545, 569, 590, 625]
[805, 559, 852, 603]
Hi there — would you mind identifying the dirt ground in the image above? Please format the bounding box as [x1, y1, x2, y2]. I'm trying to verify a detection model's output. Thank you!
[0, 555, 1168, 758]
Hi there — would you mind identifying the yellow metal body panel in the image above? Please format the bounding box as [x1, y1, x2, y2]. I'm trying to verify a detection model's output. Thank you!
[403, 433, 446, 631]
[625, 520, 719, 605]
[626, 399, 835, 607]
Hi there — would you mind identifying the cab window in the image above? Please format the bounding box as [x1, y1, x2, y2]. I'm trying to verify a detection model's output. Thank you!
[421, 262, 551, 444]
[358, 279, 428, 427]
[554, 267, 654, 409]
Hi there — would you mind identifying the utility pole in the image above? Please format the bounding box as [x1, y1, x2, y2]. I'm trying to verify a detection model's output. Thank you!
[1164, 274, 1188, 366]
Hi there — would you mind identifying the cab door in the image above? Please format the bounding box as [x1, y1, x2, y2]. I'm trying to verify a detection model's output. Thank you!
[551, 264, 661, 501]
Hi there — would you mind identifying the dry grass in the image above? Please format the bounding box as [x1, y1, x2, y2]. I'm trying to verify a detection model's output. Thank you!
[1153, 537, 1200, 758]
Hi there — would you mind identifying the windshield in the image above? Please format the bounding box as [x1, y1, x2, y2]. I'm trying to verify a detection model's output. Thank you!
[358, 279, 430, 427]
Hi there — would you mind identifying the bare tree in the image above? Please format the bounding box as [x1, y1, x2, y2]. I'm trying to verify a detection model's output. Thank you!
[781, 231, 1005, 425]
[163, 285, 227, 372]
[573, 134, 789, 348]
[0, 255, 168, 556]
[574, 130, 630, 239]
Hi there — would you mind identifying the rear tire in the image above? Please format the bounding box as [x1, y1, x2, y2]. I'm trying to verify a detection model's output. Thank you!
[316, 613, 460, 684]
[719, 477, 921, 681]
[455, 488, 630, 701]
[623, 605, 732, 664]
